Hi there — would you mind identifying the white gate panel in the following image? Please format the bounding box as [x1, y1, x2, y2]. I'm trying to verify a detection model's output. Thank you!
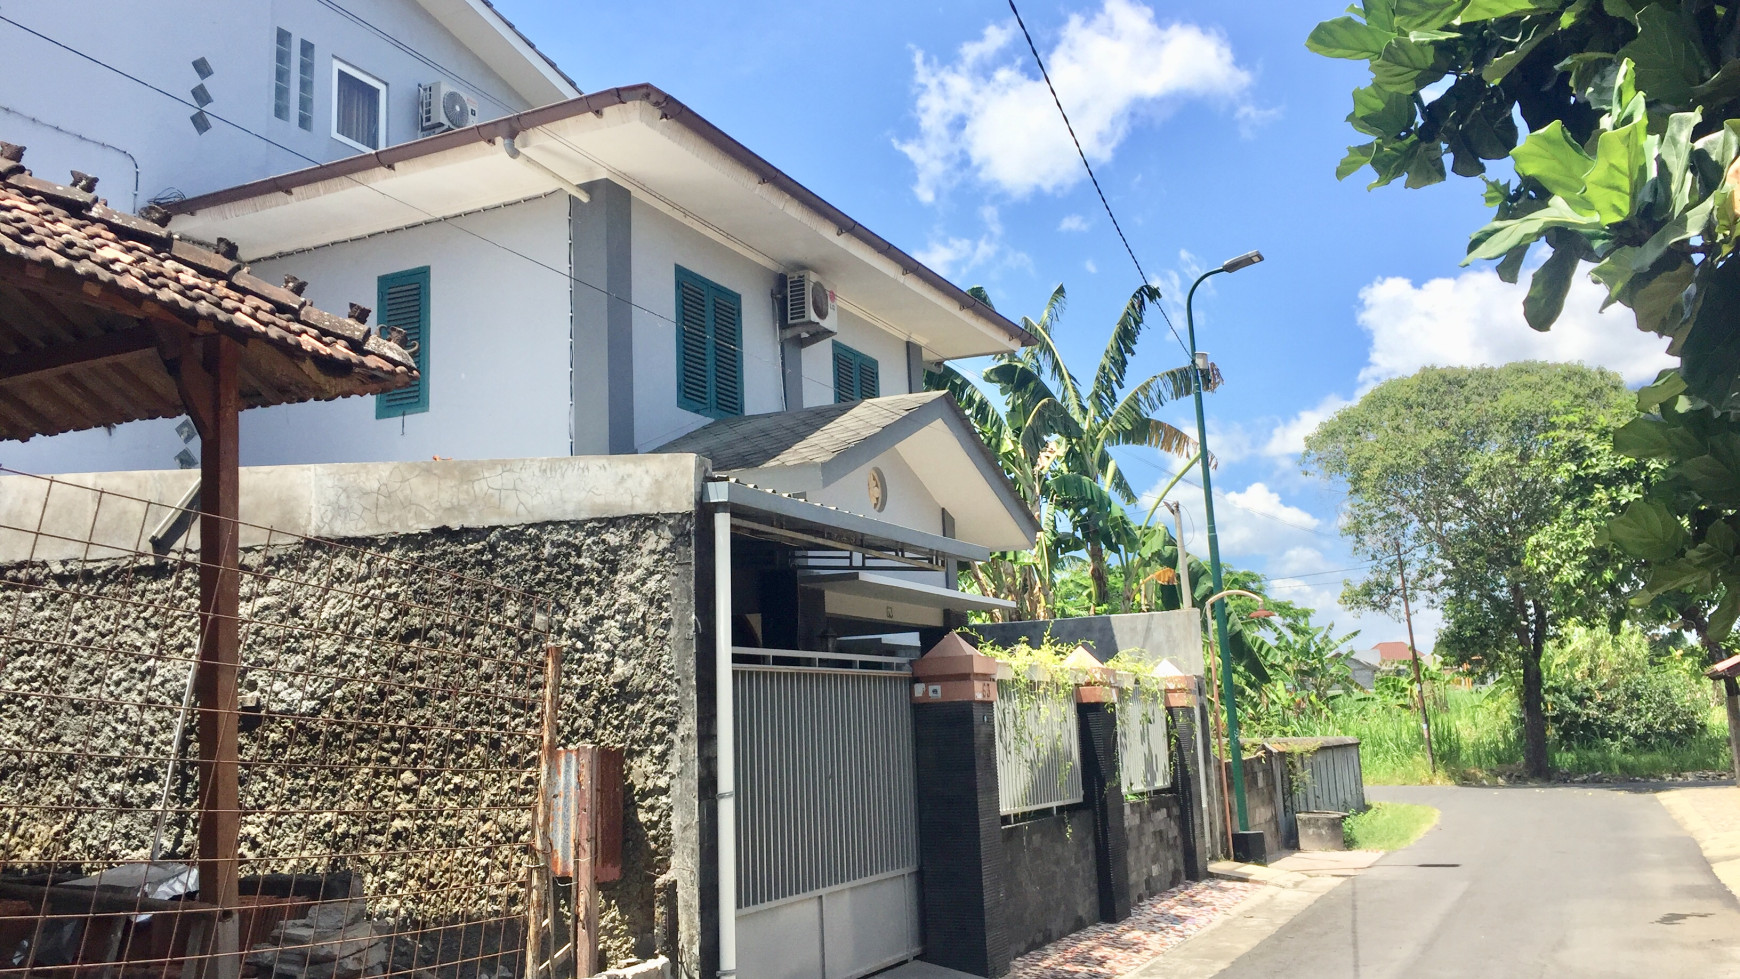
[734, 664, 921, 979]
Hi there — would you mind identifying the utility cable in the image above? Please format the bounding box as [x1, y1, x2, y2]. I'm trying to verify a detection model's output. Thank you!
[1005, 0, 1191, 361]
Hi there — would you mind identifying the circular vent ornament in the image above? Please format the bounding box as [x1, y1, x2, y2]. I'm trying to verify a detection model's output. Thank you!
[867, 467, 887, 512]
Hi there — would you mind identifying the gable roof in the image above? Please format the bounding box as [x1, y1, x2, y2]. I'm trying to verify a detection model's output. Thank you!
[0, 145, 416, 441]
[659, 391, 1039, 551]
[167, 85, 1032, 361]
[413, 0, 580, 105]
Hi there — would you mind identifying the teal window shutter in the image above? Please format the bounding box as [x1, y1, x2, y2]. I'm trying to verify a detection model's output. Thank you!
[832, 342, 879, 403]
[674, 267, 744, 418]
[375, 266, 431, 418]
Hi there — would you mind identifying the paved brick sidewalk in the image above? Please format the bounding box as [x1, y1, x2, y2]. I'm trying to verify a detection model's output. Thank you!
[1005, 879, 1261, 979]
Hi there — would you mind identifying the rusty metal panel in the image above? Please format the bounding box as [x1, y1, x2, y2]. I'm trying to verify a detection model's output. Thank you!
[595, 748, 624, 884]
[544, 748, 583, 879]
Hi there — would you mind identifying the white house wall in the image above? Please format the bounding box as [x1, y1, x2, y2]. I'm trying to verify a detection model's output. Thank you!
[239, 192, 573, 464]
[629, 196, 785, 450]
[800, 308, 914, 408]
[0, 0, 535, 206]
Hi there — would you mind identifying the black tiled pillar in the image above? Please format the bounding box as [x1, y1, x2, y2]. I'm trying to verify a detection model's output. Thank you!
[1078, 701, 1131, 922]
[913, 700, 1009, 977]
[1167, 691, 1211, 880]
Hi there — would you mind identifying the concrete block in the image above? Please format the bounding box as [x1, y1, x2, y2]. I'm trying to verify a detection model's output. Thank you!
[1296, 811, 1348, 852]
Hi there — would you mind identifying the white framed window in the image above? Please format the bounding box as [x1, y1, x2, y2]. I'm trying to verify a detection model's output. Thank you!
[331, 59, 385, 151]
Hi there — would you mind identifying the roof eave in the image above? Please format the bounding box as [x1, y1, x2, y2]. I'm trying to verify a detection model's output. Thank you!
[167, 85, 1034, 352]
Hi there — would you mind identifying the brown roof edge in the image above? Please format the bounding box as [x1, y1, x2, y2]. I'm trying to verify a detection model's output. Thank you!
[168, 85, 1035, 350]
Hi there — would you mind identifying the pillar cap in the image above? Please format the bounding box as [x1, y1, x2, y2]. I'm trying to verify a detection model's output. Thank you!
[912, 632, 999, 682]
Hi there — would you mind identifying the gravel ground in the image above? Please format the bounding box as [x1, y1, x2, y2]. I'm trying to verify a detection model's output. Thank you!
[1006, 879, 1261, 979]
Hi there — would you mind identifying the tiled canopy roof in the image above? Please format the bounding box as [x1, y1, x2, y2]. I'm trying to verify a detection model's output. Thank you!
[657, 391, 948, 471]
[0, 141, 417, 442]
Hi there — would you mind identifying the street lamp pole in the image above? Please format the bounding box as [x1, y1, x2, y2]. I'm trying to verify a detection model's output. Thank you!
[1186, 250, 1263, 833]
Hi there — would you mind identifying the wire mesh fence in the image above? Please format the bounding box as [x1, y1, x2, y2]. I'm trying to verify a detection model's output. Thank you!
[0, 468, 556, 979]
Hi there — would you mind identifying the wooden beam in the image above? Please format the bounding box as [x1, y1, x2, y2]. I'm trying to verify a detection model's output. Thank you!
[191, 334, 241, 979]
[0, 328, 156, 383]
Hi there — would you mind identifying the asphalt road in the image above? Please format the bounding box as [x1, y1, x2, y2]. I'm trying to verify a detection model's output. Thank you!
[1214, 784, 1740, 978]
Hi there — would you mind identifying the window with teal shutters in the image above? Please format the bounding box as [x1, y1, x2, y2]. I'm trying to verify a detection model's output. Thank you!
[374, 267, 430, 418]
[832, 342, 879, 403]
[674, 267, 743, 418]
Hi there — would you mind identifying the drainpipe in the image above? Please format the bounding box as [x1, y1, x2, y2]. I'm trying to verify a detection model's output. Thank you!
[712, 507, 737, 977]
[502, 135, 591, 203]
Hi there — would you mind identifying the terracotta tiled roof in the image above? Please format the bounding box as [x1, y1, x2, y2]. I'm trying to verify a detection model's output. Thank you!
[0, 142, 417, 441]
[1373, 641, 1417, 661]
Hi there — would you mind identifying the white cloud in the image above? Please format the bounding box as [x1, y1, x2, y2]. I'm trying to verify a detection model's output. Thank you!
[1356, 269, 1675, 386]
[1272, 545, 1326, 577]
[1261, 268, 1675, 461]
[1084, 258, 1098, 274]
[1058, 213, 1090, 232]
[915, 205, 1031, 278]
[1262, 393, 1352, 459]
[896, 0, 1253, 202]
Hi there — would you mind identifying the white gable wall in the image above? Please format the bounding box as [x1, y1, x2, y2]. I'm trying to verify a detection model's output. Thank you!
[0, 0, 538, 205]
[801, 308, 914, 408]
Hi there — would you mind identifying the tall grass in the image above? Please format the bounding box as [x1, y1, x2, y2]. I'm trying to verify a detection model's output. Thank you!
[1291, 685, 1730, 784]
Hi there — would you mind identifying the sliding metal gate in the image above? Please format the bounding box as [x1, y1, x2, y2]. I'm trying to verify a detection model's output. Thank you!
[734, 661, 921, 979]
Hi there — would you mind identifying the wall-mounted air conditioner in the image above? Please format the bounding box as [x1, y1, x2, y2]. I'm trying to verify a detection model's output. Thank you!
[419, 81, 478, 134]
[779, 269, 836, 346]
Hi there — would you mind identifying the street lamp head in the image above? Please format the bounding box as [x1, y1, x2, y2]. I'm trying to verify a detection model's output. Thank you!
[1247, 608, 1275, 619]
[1221, 250, 1264, 273]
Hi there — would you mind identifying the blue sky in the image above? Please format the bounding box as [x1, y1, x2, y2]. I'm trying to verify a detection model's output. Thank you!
[496, 0, 1682, 647]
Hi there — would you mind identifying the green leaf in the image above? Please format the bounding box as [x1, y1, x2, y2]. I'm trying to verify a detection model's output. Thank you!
[1584, 118, 1647, 223]
[1495, 242, 1531, 282]
[1510, 120, 1595, 206]
[1465, 198, 1601, 261]
[1634, 371, 1688, 412]
[1708, 520, 1740, 558]
[1613, 415, 1701, 459]
[1708, 587, 1740, 640]
[1676, 435, 1740, 507]
[1523, 238, 1585, 330]
[1609, 499, 1690, 561]
[1404, 141, 1448, 188]
[1337, 141, 1379, 179]
[1681, 257, 1740, 410]
[1349, 84, 1417, 136]
[1692, 60, 1740, 107]
[1642, 548, 1721, 595]
[1657, 110, 1703, 213]
[1392, 0, 1469, 30]
[1307, 16, 1395, 60]
[1458, 0, 1556, 20]
[1617, 5, 1710, 105]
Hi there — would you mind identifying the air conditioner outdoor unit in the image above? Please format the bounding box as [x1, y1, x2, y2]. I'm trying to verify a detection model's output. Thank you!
[780, 269, 837, 346]
[419, 81, 478, 133]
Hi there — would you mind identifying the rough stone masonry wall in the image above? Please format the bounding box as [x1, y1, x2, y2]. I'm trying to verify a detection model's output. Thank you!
[1000, 808, 1098, 958]
[1124, 793, 1186, 903]
[0, 514, 692, 969]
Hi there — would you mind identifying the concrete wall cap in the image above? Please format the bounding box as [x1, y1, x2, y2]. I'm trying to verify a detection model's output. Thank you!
[911, 631, 999, 681]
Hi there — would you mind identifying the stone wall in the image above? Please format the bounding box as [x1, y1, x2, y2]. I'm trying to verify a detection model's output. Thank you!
[1124, 793, 1186, 903]
[0, 513, 695, 972]
[1000, 808, 1098, 958]
[1210, 750, 1285, 860]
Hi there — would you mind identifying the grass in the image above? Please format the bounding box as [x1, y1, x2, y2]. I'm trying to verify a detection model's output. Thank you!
[1343, 802, 1439, 851]
[1286, 686, 1730, 785]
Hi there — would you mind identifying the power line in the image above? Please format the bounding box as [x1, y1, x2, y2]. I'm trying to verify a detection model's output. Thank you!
[1004, 0, 1192, 361]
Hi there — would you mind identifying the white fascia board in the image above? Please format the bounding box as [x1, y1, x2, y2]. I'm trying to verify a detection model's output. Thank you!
[413, 0, 579, 105]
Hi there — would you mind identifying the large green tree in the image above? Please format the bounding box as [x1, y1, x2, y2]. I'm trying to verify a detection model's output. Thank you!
[1303, 363, 1641, 776]
[1306, 0, 1740, 648]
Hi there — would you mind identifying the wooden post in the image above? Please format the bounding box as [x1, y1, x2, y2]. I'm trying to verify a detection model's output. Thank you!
[182, 335, 241, 979]
[574, 748, 599, 977]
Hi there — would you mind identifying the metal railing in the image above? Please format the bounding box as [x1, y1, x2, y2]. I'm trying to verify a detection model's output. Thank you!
[1118, 684, 1172, 795]
[994, 680, 1083, 816]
